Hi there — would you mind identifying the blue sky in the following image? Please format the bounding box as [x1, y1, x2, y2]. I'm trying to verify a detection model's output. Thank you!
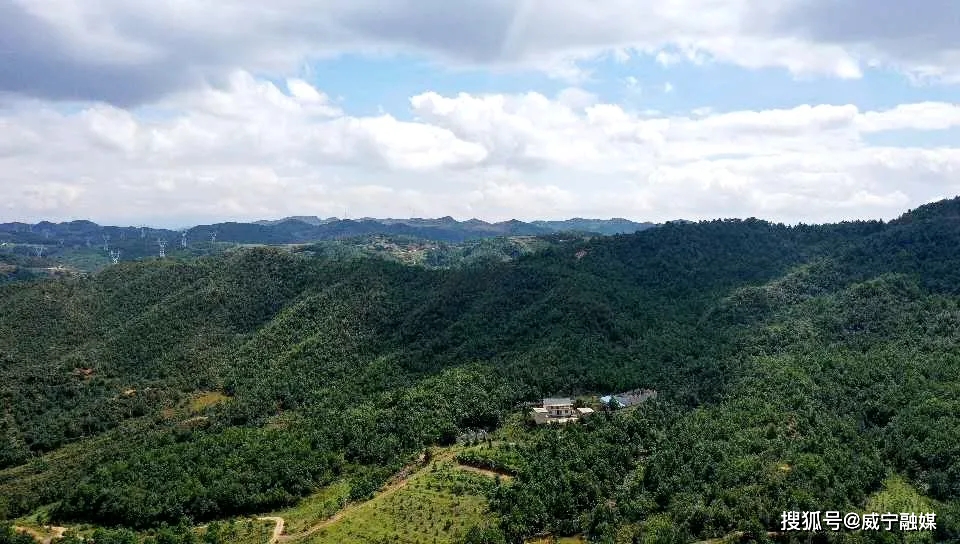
[280, 52, 960, 121]
[1, 0, 960, 226]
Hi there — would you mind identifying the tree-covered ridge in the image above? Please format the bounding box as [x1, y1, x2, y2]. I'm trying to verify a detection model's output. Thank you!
[0, 215, 653, 249]
[0, 231, 567, 279]
[472, 200, 960, 542]
[2, 198, 960, 542]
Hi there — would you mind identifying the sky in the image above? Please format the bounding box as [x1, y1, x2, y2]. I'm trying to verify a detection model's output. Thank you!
[1, 0, 959, 226]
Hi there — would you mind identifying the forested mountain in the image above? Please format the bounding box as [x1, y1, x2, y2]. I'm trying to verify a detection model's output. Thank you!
[3, 199, 960, 542]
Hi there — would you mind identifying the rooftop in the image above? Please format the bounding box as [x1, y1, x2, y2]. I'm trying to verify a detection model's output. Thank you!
[603, 388, 658, 408]
[543, 397, 572, 406]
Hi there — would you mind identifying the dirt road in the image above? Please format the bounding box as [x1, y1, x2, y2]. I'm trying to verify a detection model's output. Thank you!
[257, 516, 285, 544]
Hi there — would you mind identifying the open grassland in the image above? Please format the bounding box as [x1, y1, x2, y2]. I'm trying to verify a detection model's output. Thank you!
[301, 459, 496, 544]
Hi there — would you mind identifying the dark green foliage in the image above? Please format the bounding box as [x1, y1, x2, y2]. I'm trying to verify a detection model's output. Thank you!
[455, 450, 518, 475]
[54, 426, 341, 528]
[88, 528, 138, 544]
[459, 524, 508, 544]
[471, 200, 960, 542]
[4, 198, 960, 540]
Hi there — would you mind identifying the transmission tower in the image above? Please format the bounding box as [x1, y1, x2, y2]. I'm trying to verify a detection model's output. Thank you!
[102, 234, 110, 251]
[85, 237, 91, 248]
[140, 226, 146, 239]
[181, 231, 188, 249]
[210, 231, 217, 243]
[158, 239, 167, 258]
[110, 249, 121, 264]
[34, 245, 44, 257]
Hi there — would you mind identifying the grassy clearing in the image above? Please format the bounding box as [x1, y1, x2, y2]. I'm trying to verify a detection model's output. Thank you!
[269, 480, 351, 534]
[188, 391, 231, 413]
[862, 476, 938, 544]
[864, 475, 935, 514]
[301, 460, 495, 544]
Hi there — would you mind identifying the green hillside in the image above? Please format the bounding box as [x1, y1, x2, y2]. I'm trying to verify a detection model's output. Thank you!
[3, 199, 960, 542]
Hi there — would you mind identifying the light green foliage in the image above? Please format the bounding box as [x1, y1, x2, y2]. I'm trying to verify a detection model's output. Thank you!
[305, 464, 491, 544]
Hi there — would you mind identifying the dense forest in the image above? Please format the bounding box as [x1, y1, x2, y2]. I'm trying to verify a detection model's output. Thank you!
[3, 199, 960, 542]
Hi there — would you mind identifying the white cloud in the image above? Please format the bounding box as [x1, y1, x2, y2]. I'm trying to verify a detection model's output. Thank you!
[1, 75, 959, 225]
[2, 0, 960, 106]
[856, 102, 960, 132]
[555, 87, 598, 110]
[286, 78, 333, 104]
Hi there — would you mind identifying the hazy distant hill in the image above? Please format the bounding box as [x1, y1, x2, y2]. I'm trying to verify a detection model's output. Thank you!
[0, 216, 655, 248]
[531, 217, 655, 235]
[0, 215, 625, 277]
[253, 216, 336, 226]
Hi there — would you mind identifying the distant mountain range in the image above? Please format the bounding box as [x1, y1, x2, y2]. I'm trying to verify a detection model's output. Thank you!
[253, 215, 656, 237]
[0, 216, 656, 246]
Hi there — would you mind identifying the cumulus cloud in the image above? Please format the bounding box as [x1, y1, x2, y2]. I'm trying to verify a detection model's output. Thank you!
[1, 74, 959, 225]
[2, 0, 959, 106]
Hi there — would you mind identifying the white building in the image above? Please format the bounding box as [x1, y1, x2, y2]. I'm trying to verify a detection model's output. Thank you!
[532, 398, 595, 424]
